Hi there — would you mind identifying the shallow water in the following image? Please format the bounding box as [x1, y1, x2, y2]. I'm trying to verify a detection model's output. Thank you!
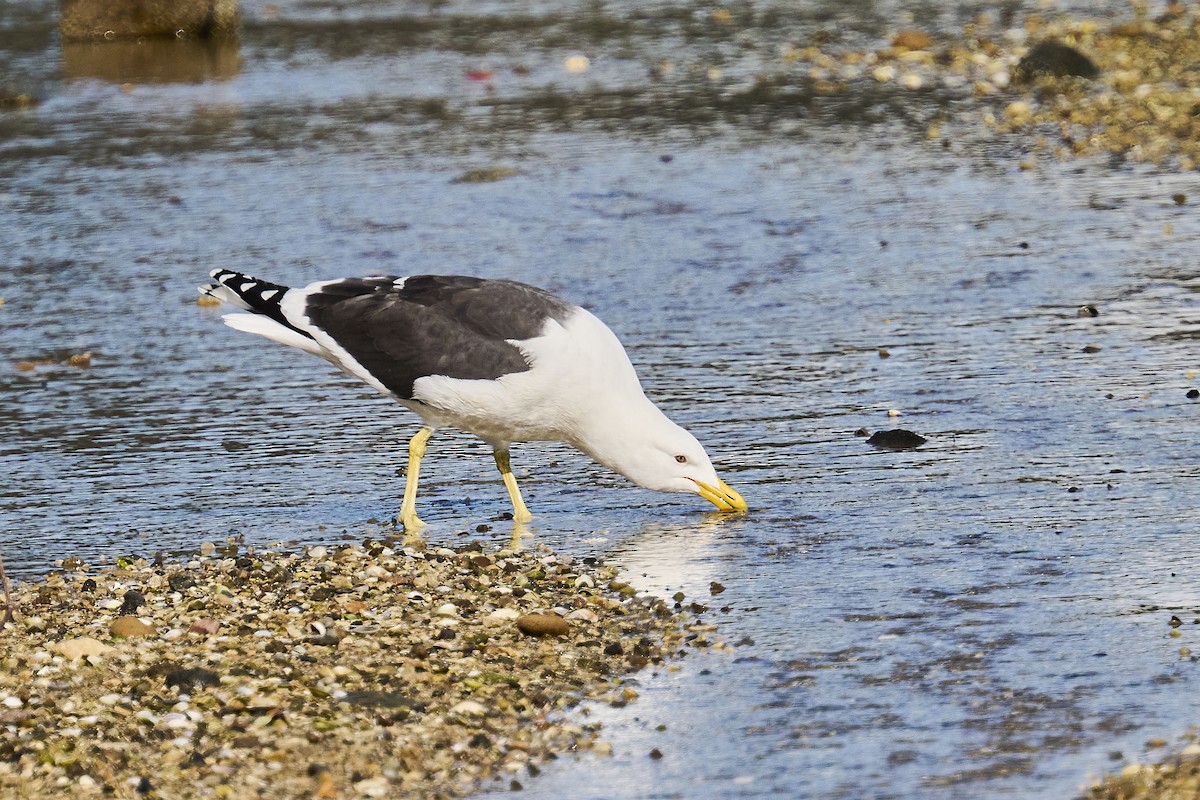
[3, 0, 1200, 797]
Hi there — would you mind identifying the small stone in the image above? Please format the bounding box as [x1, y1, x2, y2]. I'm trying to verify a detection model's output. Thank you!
[1187, 389, 1199, 400]
[200, 542, 217, 557]
[168, 574, 195, 592]
[649, 748, 664, 760]
[188, 618, 221, 635]
[1, 696, 22, 709]
[1082, 344, 1102, 353]
[1016, 41, 1099, 80]
[111, 617, 156, 638]
[119, 590, 146, 615]
[449, 700, 488, 716]
[709, 581, 726, 595]
[164, 668, 221, 690]
[516, 613, 569, 637]
[1172, 193, 1187, 206]
[1077, 305, 1099, 317]
[312, 767, 338, 799]
[872, 65, 896, 83]
[54, 637, 114, 660]
[350, 777, 388, 796]
[891, 29, 932, 50]
[564, 54, 590, 74]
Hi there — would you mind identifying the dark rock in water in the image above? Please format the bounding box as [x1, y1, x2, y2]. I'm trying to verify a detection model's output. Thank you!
[164, 667, 220, 690]
[1077, 304, 1099, 317]
[867, 429, 928, 449]
[1187, 389, 1199, 399]
[1016, 41, 1100, 80]
[119, 589, 145, 615]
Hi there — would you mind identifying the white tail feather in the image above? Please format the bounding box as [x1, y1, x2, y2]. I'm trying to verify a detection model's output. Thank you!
[222, 313, 329, 359]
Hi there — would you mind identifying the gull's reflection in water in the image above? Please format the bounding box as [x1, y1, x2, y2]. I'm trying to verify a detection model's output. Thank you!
[606, 514, 746, 601]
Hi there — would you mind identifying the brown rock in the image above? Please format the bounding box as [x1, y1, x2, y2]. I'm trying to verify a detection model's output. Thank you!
[60, 0, 239, 41]
[516, 613, 569, 637]
[891, 30, 932, 51]
[188, 618, 221, 635]
[110, 617, 156, 638]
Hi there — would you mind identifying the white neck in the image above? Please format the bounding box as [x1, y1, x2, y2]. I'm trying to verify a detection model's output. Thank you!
[566, 393, 677, 487]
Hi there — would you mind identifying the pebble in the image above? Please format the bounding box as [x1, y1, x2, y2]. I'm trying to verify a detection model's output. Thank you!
[516, 613, 570, 637]
[53, 637, 114, 660]
[563, 55, 590, 74]
[119, 589, 146, 615]
[891, 29, 932, 51]
[110, 617, 156, 638]
[188, 618, 222, 635]
[449, 700, 488, 717]
[1016, 40, 1099, 79]
[353, 777, 390, 798]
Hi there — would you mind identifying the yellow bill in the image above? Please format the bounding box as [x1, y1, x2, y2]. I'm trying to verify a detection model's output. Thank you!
[694, 478, 748, 512]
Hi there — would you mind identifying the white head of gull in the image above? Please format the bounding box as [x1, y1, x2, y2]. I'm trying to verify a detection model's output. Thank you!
[199, 270, 747, 532]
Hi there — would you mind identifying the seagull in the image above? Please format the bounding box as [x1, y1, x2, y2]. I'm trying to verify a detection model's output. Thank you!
[199, 270, 747, 532]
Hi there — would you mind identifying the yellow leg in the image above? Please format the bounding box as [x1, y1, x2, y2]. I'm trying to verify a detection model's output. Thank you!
[494, 449, 533, 523]
[399, 427, 433, 533]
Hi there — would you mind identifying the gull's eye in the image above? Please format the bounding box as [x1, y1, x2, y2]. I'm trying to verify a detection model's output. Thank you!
[674, 455, 688, 464]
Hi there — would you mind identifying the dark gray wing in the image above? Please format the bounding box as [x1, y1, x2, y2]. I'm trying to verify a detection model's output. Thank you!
[303, 275, 575, 400]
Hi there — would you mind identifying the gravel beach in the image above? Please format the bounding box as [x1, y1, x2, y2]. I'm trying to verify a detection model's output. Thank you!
[0, 540, 719, 798]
